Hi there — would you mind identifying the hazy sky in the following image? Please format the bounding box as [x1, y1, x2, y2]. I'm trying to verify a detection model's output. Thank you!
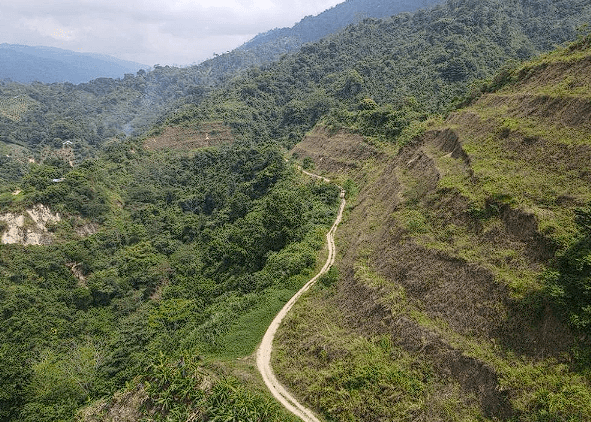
[0, 0, 344, 66]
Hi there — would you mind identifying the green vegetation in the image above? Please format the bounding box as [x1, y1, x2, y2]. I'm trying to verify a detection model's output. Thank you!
[240, 0, 442, 56]
[1, 0, 587, 176]
[546, 204, 591, 335]
[0, 140, 339, 421]
[271, 32, 591, 422]
[322, 97, 428, 143]
[140, 353, 298, 421]
[155, 0, 591, 148]
[1, 2, 591, 421]
[274, 286, 483, 421]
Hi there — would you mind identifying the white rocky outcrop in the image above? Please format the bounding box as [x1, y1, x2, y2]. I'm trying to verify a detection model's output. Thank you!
[0, 204, 61, 245]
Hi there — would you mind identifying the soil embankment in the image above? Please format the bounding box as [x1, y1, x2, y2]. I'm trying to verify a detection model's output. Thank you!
[0, 204, 61, 245]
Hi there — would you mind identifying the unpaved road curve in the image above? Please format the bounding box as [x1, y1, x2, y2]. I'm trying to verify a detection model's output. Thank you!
[256, 171, 346, 422]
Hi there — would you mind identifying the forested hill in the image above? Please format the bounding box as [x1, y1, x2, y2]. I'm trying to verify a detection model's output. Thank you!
[0, 44, 147, 84]
[0, 138, 342, 422]
[1, 0, 591, 420]
[280, 33, 591, 421]
[237, 0, 442, 60]
[159, 0, 591, 147]
[1, 0, 589, 174]
[0, 0, 443, 173]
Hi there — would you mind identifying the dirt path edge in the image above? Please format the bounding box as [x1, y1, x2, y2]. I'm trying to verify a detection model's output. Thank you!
[256, 171, 346, 422]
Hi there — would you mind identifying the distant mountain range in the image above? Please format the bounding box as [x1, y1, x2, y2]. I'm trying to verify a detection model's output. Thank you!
[0, 44, 147, 84]
[0, 1, 442, 87]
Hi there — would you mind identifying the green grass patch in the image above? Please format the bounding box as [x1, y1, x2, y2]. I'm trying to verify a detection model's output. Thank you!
[443, 117, 588, 247]
[217, 287, 299, 358]
[473, 106, 591, 147]
[396, 208, 431, 235]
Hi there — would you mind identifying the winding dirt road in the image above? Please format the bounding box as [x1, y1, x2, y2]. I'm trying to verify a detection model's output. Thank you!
[256, 169, 346, 422]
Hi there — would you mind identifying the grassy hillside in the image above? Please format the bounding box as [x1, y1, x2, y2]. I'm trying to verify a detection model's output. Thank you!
[279, 34, 591, 421]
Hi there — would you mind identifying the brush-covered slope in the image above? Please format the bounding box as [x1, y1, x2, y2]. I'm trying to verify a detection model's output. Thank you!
[279, 35, 591, 421]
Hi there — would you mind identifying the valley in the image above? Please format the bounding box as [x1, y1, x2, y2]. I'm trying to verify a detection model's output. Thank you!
[0, 0, 590, 421]
[257, 169, 345, 422]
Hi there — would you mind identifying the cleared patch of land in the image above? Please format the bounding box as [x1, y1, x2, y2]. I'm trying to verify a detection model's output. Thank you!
[144, 121, 234, 150]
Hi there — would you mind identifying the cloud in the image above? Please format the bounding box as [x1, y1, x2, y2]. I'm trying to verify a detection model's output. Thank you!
[0, 0, 343, 65]
[20, 16, 79, 42]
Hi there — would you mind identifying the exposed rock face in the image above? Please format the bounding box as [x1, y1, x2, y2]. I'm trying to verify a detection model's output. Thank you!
[0, 204, 61, 245]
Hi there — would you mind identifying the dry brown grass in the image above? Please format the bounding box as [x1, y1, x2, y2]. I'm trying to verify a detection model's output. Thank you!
[144, 122, 234, 151]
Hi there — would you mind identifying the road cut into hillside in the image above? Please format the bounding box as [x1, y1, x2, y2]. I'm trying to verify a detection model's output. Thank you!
[256, 170, 346, 422]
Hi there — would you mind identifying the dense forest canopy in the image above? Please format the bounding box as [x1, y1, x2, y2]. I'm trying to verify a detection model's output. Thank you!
[158, 0, 591, 147]
[0, 140, 340, 421]
[239, 0, 443, 58]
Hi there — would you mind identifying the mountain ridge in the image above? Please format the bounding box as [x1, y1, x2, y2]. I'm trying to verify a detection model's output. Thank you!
[239, 0, 442, 56]
[158, 0, 591, 149]
[0, 44, 147, 84]
[1, 0, 589, 172]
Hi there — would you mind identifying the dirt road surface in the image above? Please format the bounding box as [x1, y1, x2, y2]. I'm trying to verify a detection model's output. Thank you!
[256, 172, 346, 422]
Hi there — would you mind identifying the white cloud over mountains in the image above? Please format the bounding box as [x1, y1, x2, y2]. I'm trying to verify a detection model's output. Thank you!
[1, 0, 342, 66]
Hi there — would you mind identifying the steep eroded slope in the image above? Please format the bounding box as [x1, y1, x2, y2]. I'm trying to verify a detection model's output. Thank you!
[276, 36, 591, 421]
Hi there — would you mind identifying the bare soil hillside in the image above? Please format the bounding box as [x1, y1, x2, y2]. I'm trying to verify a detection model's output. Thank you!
[144, 121, 234, 150]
